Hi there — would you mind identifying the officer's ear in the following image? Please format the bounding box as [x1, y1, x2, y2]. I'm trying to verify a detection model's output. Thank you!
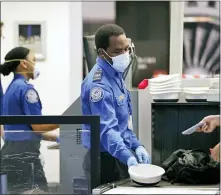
[20, 60, 28, 69]
[98, 48, 104, 58]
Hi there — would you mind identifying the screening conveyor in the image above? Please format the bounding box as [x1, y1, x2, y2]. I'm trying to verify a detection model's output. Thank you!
[92, 178, 220, 194]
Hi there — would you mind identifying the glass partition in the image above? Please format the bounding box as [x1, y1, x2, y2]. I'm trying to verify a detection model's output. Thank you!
[0, 116, 100, 195]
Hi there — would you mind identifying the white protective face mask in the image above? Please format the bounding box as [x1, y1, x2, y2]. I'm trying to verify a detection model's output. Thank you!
[103, 50, 131, 73]
[33, 66, 40, 80]
[4, 59, 40, 80]
[24, 60, 40, 80]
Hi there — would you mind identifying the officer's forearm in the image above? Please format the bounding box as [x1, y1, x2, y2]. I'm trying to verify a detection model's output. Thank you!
[101, 129, 134, 164]
[31, 124, 59, 133]
[130, 131, 142, 150]
[42, 132, 58, 142]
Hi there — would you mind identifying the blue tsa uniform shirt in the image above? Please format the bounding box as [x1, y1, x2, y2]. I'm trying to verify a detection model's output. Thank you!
[3, 74, 42, 141]
[81, 57, 142, 164]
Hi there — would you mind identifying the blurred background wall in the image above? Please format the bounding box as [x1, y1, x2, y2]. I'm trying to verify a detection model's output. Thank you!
[82, 1, 220, 87]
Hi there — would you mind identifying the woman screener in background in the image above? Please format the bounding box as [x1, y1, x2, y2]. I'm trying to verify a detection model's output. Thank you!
[0, 46, 60, 193]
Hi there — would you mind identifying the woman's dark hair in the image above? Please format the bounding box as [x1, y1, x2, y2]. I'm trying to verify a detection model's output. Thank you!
[0, 46, 30, 76]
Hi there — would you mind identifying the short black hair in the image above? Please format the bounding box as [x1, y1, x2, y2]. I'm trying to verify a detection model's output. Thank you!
[0, 47, 30, 76]
[95, 24, 125, 51]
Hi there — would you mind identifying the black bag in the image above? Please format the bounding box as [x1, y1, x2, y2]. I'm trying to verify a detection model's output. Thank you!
[161, 149, 220, 184]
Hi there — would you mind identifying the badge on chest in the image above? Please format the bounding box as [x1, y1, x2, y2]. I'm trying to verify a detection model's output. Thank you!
[118, 94, 125, 102]
[128, 115, 133, 131]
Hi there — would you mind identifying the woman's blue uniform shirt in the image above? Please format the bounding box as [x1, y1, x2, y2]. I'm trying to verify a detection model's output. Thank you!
[3, 74, 42, 141]
[81, 57, 142, 164]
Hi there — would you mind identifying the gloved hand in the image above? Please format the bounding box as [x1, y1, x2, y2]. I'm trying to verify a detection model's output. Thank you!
[127, 156, 138, 168]
[56, 137, 60, 143]
[135, 146, 151, 164]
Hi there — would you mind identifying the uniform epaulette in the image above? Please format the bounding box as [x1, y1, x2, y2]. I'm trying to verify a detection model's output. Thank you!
[93, 68, 102, 82]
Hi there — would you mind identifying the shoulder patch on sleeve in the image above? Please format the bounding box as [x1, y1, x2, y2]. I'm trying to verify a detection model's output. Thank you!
[25, 89, 39, 104]
[90, 87, 104, 102]
[93, 69, 102, 81]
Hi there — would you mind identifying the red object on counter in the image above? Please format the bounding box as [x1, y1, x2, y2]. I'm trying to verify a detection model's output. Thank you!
[194, 75, 200, 78]
[138, 79, 148, 89]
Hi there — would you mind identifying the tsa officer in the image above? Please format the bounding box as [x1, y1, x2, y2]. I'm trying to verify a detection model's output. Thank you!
[0, 47, 60, 193]
[81, 24, 151, 185]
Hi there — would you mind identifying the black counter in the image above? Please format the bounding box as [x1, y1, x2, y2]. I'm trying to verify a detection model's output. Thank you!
[151, 102, 220, 165]
[152, 102, 220, 106]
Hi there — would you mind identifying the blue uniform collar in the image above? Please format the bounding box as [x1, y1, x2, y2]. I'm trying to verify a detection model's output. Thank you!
[14, 73, 27, 80]
[96, 57, 123, 79]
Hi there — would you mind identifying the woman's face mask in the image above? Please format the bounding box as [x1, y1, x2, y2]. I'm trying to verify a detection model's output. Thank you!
[33, 66, 40, 80]
[102, 50, 131, 73]
[23, 60, 40, 80]
[4, 59, 40, 80]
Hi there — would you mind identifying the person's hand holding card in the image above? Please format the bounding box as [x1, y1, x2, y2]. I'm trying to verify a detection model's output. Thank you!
[196, 115, 220, 133]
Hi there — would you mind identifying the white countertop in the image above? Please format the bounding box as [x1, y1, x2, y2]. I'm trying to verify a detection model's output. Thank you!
[103, 186, 219, 194]
[102, 180, 219, 194]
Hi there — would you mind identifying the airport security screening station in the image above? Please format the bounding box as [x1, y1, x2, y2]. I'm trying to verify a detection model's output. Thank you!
[0, 1, 220, 195]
